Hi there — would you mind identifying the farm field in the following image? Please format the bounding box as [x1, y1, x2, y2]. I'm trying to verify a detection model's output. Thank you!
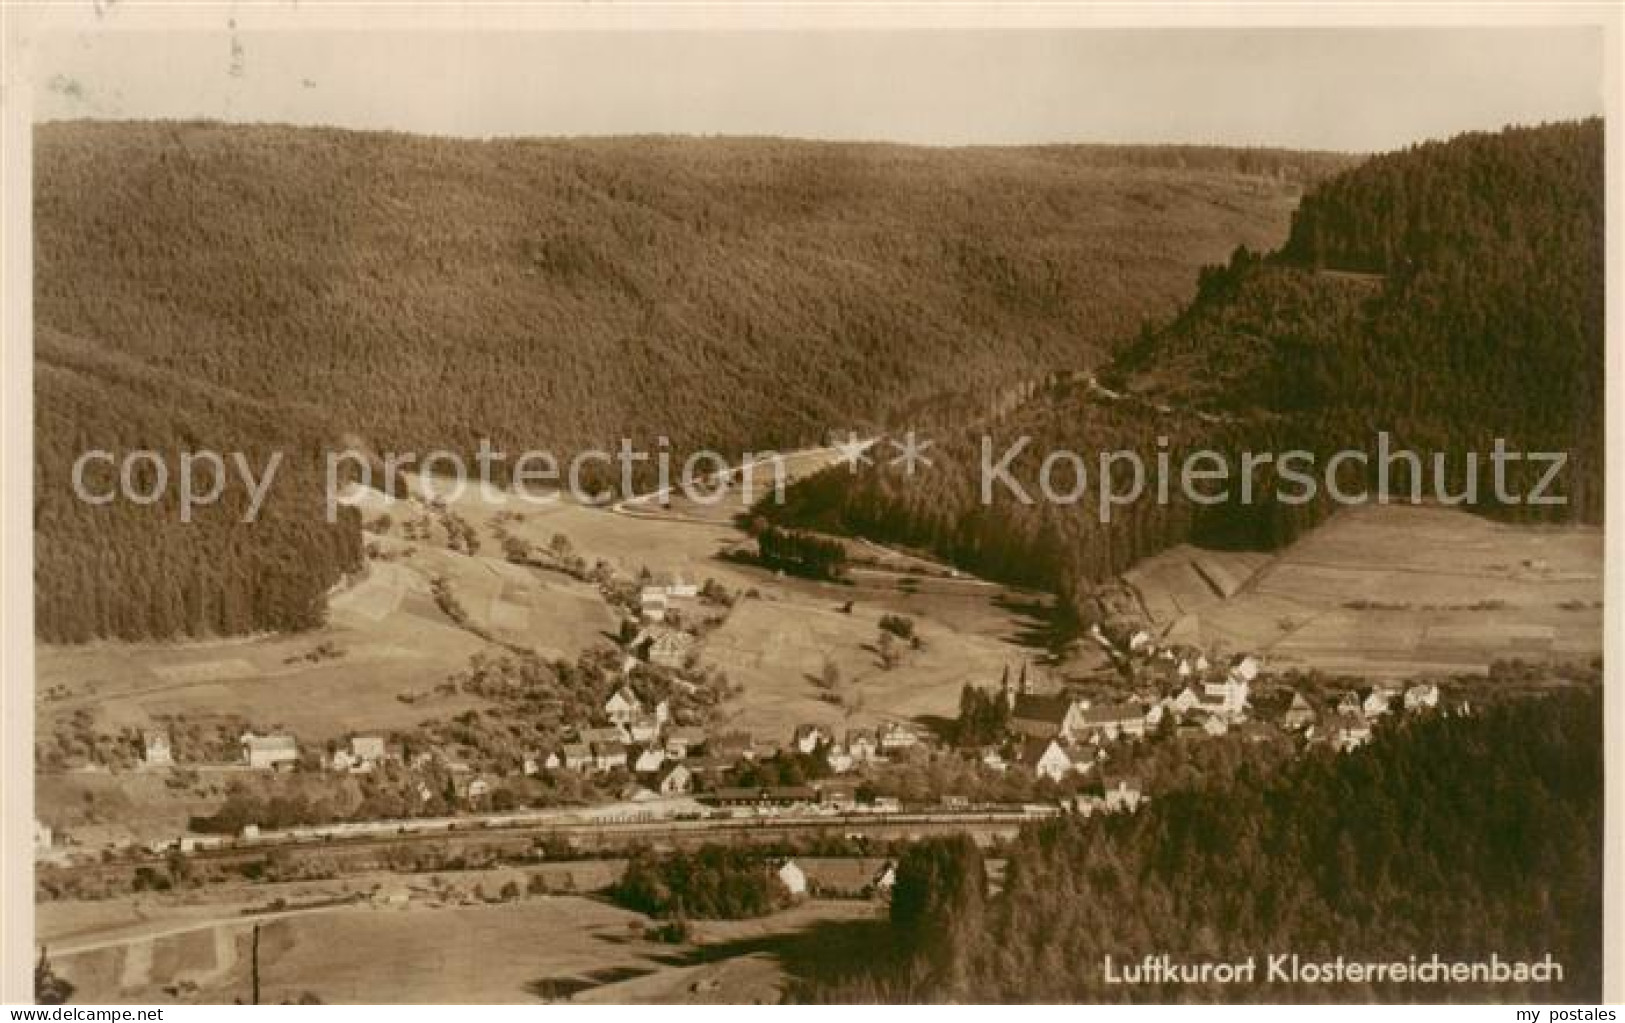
[35, 582, 491, 747]
[34, 490, 632, 751]
[701, 585, 1035, 738]
[34, 771, 220, 848]
[1128, 504, 1604, 678]
[36, 462, 1050, 842]
[44, 878, 877, 1005]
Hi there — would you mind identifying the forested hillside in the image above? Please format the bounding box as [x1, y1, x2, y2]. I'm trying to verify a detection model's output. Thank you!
[35, 328, 364, 642]
[34, 121, 1342, 642]
[808, 690, 1603, 1003]
[770, 120, 1604, 606]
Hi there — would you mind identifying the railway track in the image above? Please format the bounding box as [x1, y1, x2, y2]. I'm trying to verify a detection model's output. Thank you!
[43, 810, 1050, 877]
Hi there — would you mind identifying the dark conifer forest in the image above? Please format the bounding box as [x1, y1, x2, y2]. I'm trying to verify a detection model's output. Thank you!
[34, 327, 364, 642]
[33, 121, 1341, 642]
[806, 689, 1603, 1003]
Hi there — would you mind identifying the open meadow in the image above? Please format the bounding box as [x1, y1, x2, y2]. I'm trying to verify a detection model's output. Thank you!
[1125, 503, 1603, 678]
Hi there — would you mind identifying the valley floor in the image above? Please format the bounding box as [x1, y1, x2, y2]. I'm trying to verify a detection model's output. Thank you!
[41, 868, 880, 1005]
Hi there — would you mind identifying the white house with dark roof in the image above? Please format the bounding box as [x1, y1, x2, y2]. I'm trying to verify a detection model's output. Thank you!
[604, 687, 643, 726]
[878, 722, 920, 752]
[1202, 673, 1250, 719]
[241, 733, 298, 771]
[592, 742, 629, 773]
[627, 715, 661, 744]
[1331, 714, 1373, 752]
[638, 588, 669, 623]
[1100, 776, 1145, 814]
[664, 726, 707, 759]
[1022, 737, 1074, 782]
[1282, 692, 1317, 731]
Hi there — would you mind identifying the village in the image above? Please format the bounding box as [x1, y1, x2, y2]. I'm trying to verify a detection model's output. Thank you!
[34, 574, 1456, 867]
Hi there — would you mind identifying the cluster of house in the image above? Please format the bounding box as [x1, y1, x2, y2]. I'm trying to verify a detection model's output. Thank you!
[1000, 647, 1447, 781]
[636, 577, 699, 623]
[1304, 680, 1442, 753]
[132, 677, 936, 814]
[1068, 775, 1147, 817]
[792, 719, 923, 773]
[623, 578, 704, 671]
[998, 656, 1259, 783]
[129, 633, 1446, 827]
[139, 730, 307, 772]
[524, 689, 928, 804]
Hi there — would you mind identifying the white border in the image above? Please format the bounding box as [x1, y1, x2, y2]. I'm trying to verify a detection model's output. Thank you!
[1, 0, 1620, 1007]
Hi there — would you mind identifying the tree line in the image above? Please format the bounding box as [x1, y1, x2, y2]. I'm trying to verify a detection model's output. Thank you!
[35, 328, 363, 642]
[754, 525, 849, 581]
[612, 844, 793, 920]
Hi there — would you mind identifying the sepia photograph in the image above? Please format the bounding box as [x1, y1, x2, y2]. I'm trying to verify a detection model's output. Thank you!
[1, 1, 1619, 1009]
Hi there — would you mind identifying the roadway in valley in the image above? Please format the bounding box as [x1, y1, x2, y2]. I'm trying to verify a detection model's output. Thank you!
[611, 438, 1006, 594]
[43, 807, 1047, 882]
